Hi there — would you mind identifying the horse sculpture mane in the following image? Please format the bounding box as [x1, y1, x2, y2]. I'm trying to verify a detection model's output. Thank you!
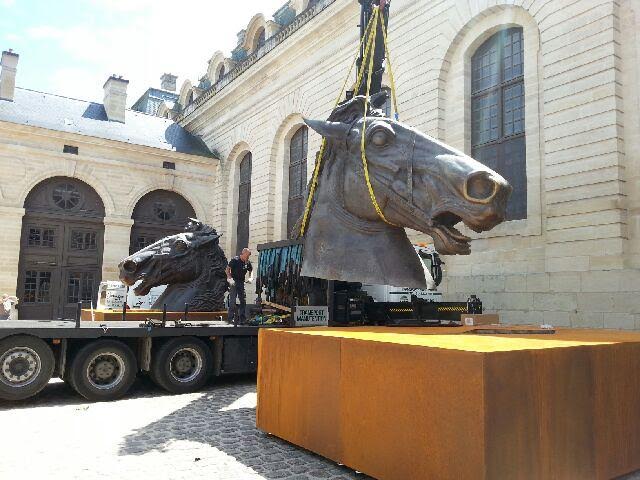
[118, 219, 228, 312]
[299, 93, 512, 288]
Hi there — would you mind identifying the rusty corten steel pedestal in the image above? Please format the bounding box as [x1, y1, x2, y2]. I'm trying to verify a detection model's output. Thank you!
[257, 326, 640, 480]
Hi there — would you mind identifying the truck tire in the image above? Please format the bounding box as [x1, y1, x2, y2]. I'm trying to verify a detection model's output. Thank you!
[0, 335, 54, 401]
[150, 337, 213, 394]
[69, 340, 137, 401]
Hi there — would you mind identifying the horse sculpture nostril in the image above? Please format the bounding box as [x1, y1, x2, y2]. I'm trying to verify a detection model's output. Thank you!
[122, 260, 137, 273]
[464, 172, 498, 203]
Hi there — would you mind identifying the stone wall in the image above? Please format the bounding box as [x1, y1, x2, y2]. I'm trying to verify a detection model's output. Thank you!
[0, 121, 218, 296]
[180, 0, 640, 328]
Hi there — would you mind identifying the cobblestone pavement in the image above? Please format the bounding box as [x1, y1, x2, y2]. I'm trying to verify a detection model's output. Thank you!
[1, 377, 639, 480]
[0, 376, 369, 480]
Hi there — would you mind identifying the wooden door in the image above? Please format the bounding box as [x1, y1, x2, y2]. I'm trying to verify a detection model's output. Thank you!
[17, 178, 105, 320]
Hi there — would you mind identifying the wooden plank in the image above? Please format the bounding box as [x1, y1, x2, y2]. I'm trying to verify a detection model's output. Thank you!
[261, 301, 292, 313]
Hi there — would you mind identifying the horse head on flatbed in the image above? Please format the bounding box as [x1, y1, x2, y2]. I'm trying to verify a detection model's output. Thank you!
[300, 93, 512, 288]
[118, 219, 228, 312]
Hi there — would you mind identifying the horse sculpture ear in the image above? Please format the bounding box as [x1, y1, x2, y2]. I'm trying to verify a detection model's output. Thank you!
[304, 119, 350, 141]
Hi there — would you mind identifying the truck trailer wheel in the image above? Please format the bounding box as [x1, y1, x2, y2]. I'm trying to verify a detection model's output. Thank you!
[0, 335, 54, 401]
[69, 340, 137, 401]
[150, 337, 213, 394]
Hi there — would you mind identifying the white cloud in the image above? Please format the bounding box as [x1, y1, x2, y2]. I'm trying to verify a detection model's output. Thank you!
[26, 25, 65, 40]
[25, 0, 290, 104]
[49, 67, 106, 103]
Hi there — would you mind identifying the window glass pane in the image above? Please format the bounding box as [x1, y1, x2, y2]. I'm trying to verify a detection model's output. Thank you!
[471, 143, 499, 174]
[28, 228, 41, 246]
[503, 28, 524, 81]
[37, 272, 51, 303]
[42, 229, 55, 248]
[24, 271, 37, 303]
[503, 82, 525, 137]
[71, 230, 97, 250]
[471, 39, 499, 93]
[67, 273, 81, 304]
[471, 91, 499, 146]
[500, 137, 527, 220]
[52, 183, 81, 210]
[237, 153, 252, 252]
[135, 236, 154, 251]
[82, 273, 95, 303]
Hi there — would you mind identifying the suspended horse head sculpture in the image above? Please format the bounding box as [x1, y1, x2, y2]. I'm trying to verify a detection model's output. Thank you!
[300, 93, 512, 288]
[118, 219, 228, 311]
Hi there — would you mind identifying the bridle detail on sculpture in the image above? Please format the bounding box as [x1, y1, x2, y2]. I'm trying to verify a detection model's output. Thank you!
[118, 219, 229, 312]
[298, 93, 512, 288]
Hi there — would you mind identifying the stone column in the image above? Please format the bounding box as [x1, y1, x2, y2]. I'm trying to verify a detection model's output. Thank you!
[0, 206, 24, 296]
[102, 216, 133, 282]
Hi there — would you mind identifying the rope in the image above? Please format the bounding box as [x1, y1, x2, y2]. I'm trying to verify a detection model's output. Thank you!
[299, 4, 399, 235]
[360, 6, 396, 226]
[299, 10, 377, 237]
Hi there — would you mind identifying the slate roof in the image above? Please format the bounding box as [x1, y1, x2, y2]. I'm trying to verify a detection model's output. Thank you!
[0, 88, 214, 158]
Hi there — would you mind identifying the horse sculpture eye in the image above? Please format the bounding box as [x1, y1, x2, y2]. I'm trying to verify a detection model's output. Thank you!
[371, 129, 389, 147]
[175, 241, 187, 253]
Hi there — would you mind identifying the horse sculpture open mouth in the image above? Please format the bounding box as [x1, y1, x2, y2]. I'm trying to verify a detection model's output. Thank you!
[430, 211, 472, 255]
[118, 220, 229, 312]
[298, 93, 511, 288]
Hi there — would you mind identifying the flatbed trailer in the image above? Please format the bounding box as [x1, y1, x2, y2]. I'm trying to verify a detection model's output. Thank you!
[0, 319, 264, 402]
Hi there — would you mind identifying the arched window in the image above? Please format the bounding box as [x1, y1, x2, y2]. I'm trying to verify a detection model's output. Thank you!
[217, 64, 226, 83]
[186, 90, 194, 106]
[471, 27, 526, 220]
[130, 190, 196, 254]
[237, 152, 252, 253]
[287, 126, 308, 237]
[254, 27, 266, 52]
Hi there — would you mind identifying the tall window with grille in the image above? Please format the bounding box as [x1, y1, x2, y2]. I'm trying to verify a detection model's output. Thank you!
[287, 126, 308, 238]
[237, 153, 252, 254]
[471, 27, 526, 220]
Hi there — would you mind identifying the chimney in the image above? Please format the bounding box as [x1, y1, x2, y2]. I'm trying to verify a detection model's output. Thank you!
[160, 73, 177, 92]
[103, 75, 129, 123]
[0, 50, 19, 102]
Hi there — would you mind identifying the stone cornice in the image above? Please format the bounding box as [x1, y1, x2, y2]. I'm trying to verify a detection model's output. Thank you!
[103, 216, 135, 227]
[178, 0, 338, 123]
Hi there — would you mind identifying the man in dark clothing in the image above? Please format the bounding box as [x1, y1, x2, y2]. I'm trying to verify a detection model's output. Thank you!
[226, 248, 253, 325]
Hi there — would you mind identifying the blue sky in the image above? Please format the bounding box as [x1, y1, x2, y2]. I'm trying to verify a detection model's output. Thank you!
[1, 0, 289, 105]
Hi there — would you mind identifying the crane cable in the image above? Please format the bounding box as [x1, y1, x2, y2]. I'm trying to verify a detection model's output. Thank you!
[299, 5, 400, 236]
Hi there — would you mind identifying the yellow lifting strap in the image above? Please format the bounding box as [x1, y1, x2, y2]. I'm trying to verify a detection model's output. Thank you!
[299, 6, 399, 236]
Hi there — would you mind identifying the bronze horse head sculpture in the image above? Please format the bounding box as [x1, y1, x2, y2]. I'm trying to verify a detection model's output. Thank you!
[118, 219, 228, 311]
[300, 94, 512, 288]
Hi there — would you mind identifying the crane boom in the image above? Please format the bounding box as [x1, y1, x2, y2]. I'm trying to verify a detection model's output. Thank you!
[355, 0, 390, 97]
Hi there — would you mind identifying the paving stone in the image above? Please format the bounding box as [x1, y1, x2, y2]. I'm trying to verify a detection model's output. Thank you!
[0, 377, 371, 480]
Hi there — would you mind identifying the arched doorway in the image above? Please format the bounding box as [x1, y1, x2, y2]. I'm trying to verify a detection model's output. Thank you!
[17, 177, 105, 319]
[236, 152, 252, 254]
[130, 190, 196, 254]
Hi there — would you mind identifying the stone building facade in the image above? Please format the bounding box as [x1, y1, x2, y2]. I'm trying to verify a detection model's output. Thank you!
[1, 0, 639, 327]
[0, 54, 217, 319]
[174, 0, 640, 329]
